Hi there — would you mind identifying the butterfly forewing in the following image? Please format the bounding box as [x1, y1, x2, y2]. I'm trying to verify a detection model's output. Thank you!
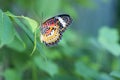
[40, 14, 72, 46]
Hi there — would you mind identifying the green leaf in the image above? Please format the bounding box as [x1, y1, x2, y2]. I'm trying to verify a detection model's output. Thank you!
[46, 50, 62, 59]
[7, 12, 43, 53]
[75, 61, 98, 79]
[6, 11, 38, 33]
[98, 26, 120, 56]
[21, 16, 38, 32]
[7, 36, 26, 52]
[0, 10, 15, 47]
[14, 18, 43, 54]
[34, 56, 59, 76]
[6, 11, 44, 55]
[4, 11, 26, 51]
[3, 69, 21, 80]
[98, 73, 114, 80]
[110, 71, 120, 78]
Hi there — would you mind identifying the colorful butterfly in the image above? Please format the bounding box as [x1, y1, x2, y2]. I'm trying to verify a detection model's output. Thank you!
[40, 14, 72, 46]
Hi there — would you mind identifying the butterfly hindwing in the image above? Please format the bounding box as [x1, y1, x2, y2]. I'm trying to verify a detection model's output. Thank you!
[40, 14, 72, 46]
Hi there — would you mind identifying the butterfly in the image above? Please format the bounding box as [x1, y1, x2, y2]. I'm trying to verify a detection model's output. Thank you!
[40, 14, 72, 46]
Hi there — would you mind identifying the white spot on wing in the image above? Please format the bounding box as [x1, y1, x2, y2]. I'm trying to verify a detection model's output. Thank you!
[56, 17, 66, 27]
[51, 30, 54, 36]
[48, 30, 54, 37]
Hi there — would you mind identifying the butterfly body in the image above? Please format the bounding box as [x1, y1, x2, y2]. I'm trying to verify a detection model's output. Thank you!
[40, 14, 72, 46]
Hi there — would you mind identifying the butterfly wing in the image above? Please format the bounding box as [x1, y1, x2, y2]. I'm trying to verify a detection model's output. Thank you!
[56, 14, 72, 33]
[40, 14, 72, 46]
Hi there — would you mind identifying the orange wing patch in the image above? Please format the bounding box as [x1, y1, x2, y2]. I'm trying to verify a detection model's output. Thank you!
[40, 24, 61, 46]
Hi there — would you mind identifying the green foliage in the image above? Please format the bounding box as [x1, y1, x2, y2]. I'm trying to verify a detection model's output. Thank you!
[2, 69, 21, 80]
[0, 0, 120, 80]
[0, 10, 15, 47]
[34, 56, 59, 76]
[75, 61, 98, 79]
[110, 71, 120, 79]
[20, 16, 38, 33]
[98, 27, 120, 56]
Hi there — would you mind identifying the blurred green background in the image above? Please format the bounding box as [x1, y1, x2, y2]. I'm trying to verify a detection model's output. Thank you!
[0, 0, 120, 80]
